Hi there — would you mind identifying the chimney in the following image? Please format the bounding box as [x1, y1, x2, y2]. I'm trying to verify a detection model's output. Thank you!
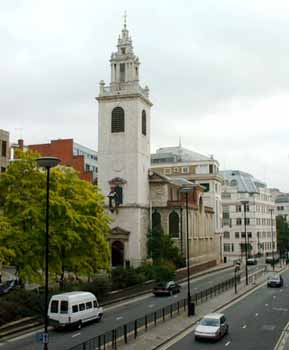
[18, 139, 24, 150]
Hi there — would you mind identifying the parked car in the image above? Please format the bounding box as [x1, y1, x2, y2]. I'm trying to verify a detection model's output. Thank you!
[247, 257, 257, 265]
[266, 256, 279, 264]
[267, 274, 283, 288]
[195, 313, 229, 341]
[0, 280, 18, 296]
[153, 281, 180, 296]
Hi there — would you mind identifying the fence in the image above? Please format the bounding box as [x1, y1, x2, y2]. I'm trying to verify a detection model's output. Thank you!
[68, 275, 242, 350]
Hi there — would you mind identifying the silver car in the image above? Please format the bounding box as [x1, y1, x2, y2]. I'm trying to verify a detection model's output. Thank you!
[195, 313, 229, 341]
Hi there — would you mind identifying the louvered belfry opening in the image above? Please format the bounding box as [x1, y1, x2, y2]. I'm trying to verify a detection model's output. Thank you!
[111, 107, 125, 133]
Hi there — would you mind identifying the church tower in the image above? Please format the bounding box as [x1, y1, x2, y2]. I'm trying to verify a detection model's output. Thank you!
[96, 17, 152, 267]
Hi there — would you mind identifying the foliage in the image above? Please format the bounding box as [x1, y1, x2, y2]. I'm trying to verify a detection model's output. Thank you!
[111, 267, 146, 290]
[0, 150, 111, 284]
[137, 262, 176, 282]
[276, 215, 289, 251]
[147, 229, 184, 267]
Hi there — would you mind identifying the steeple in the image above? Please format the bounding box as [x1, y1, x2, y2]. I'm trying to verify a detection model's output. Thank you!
[110, 14, 140, 88]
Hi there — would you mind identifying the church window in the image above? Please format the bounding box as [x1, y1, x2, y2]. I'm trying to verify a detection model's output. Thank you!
[142, 110, 146, 135]
[111, 107, 125, 133]
[169, 211, 179, 238]
[182, 167, 189, 174]
[120, 63, 125, 82]
[164, 168, 172, 175]
[152, 211, 162, 234]
[121, 48, 126, 54]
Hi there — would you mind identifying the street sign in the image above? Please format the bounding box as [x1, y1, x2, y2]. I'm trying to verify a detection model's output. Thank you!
[36, 333, 49, 344]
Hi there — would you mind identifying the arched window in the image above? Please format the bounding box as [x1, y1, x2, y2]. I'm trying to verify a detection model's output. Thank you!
[111, 107, 125, 133]
[142, 110, 146, 135]
[152, 211, 162, 234]
[169, 211, 179, 238]
[230, 179, 238, 187]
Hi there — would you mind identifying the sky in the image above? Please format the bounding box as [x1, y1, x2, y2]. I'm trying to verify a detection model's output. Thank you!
[1, 0, 289, 191]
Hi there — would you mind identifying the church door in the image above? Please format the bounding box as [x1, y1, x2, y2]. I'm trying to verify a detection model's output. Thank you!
[111, 241, 125, 267]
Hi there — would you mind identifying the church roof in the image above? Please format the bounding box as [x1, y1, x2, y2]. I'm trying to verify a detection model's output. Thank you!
[151, 145, 211, 164]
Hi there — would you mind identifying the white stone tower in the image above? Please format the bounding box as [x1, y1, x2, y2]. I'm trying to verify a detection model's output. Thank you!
[96, 18, 152, 267]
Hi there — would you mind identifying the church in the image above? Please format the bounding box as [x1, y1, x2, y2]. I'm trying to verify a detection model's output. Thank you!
[96, 19, 220, 268]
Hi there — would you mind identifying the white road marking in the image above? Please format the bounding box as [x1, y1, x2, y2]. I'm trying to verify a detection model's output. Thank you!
[273, 295, 276, 299]
[72, 332, 81, 338]
[265, 304, 269, 307]
[174, 295, 178, 298]
[242, 324, 247, 329]
[255, 313, 259, 317]
[148, 304, 155, 308]
[116, 316, 123, 321]
[225, 341, 231, 346]
[194, 287, 198, 290]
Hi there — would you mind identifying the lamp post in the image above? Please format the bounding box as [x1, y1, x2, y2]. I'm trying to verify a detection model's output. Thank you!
[180, 186, 195, 316]
[234, 266, 238, 294]
[241, 201, 249, 285]
[269, 208, 275, 271]
[36, 157, 60, 350]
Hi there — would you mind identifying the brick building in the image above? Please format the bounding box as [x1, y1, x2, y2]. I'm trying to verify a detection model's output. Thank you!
[26, 139, 96, 183]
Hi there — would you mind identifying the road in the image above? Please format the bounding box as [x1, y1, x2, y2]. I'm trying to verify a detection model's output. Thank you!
[0, 264, 260, 350]
[168, 268, 289, 350]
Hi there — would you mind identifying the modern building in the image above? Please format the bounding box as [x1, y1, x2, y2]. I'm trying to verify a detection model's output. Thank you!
[221, 170, 277, 263]
[96, 20, 220, 267]
[0, 129, 9, 173]
[73, 142, 98, 182]
[275, 193, 289, 222]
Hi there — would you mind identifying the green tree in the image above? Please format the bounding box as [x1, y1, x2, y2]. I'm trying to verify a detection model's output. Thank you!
[276, 215, 289, 251]
[147, 229, 185, 268]
[0, 151, 111, 284]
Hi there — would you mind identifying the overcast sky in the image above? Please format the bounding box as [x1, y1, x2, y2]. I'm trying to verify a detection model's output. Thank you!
[1, 1, 289, 191]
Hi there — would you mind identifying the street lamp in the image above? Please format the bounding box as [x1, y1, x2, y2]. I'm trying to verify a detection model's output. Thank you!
[240, 201, 249, 285]
[36, 157, 60, 350]
[180, 186, 195, 316]
[269, 208, 275, 271]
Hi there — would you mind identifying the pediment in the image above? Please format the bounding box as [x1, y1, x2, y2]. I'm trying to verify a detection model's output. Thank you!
[111, 226, 130, 236]
[109, 177, 127, 185]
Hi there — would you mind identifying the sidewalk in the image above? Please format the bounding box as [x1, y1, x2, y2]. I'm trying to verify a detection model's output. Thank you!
[117, 266, 287, 350]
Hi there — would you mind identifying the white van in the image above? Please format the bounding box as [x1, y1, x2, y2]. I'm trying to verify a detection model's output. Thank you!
[48, 291, 103, 328]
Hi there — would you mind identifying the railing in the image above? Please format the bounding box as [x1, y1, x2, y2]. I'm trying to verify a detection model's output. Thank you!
[68, 275, 240, 350]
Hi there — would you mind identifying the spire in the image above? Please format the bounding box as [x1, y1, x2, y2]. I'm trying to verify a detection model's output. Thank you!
[123, 10, 127, 30]
[179, 136, 182, 148]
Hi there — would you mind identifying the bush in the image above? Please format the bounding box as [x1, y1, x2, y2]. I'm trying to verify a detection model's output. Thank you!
[111, 267, 146, 290]
[136, 261, 176, 282]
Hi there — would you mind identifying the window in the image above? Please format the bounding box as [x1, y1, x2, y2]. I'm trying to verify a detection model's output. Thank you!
[223, 231, 230, 239]
[164, 168, 172, 175]
[0, 167, 6, 173]
[224, 243, 231, 252]
[209, 164, 214, 174]
[235, 232, 240, 239]
[115, 185, 123, 205]
[241, 232, 246, 238]
[72, 305, 78, 313]
[248, 232, 252, 239]
[85, 164, 90, 172]
[173, 167, 179, 173]
[231, 243, 234, 252]
[152, 211, 162, 233]
[93, 300, 98, 308]
[50, 300, 59, 313]
[182, 167, 189, 174]
[1, 141, 7, 157]
[169, 211, 179, 238]
[200, 183, 210, 192]
[60, 301, 68, 314]
[236, 218, 242, 225]
[111, 107, 125, 133]
[86, 302, 92, 309]
[236, 205, 242, 212]
[142, 110, 146, 135]
[245, 218, 250, 225]
[222, 192, 231, 199]
[121, 48, 126, 54]
[79, 303, 85, 311]
[230, 179, 238, 186]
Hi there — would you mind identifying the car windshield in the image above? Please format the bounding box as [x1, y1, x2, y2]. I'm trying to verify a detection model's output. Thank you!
[200, 318, 220, 327]
[269, 275, 280, 281]
[156, 282, 169, 288]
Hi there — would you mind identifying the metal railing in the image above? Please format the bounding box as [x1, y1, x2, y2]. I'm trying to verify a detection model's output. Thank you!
[68, 275, 241, 350]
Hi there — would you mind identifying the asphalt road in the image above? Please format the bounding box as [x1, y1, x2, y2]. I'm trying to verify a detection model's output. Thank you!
[168, 268, 289, 350]
[0, 264, 261, 350]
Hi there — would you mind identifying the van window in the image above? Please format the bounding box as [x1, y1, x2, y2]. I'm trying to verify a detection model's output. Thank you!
[86, 302, 92, 309]
[79, 303, 85, 311]
[72, 305, 78, 313]
[93, 300, 99, 308]
[60, 301, 68, 314]
[51, 300, 59, 313]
